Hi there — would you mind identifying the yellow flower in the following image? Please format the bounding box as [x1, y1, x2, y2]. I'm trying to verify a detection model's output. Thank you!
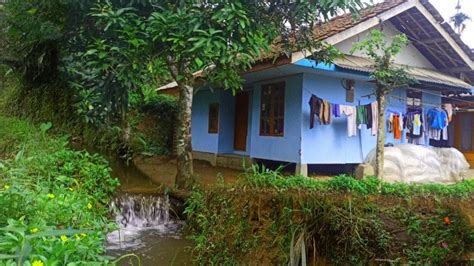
[47, 193, 55, 199]
[87, 202, 92, 209]
[80, 233, 87, 237]
[3, 185, 10, 190]
[74, 234, 81, 240]
[30, 228, 39, 234]
[32, 260, 44, 266]
[60, 235, 68, 242]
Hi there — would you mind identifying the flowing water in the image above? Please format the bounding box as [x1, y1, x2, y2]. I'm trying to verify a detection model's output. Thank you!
[106, 159, 193, 265]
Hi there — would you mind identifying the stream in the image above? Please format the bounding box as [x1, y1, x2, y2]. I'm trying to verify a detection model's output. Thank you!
[106, 159, 193, 265]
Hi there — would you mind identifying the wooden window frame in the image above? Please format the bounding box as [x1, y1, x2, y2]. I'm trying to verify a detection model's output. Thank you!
[208, 103, 219, 134]
[259, 82, 285, 137]
[406, 89, 423, 114]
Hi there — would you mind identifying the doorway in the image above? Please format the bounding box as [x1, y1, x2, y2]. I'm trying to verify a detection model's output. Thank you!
[453, 112, 474, 167]
[234, 91, 250, 151]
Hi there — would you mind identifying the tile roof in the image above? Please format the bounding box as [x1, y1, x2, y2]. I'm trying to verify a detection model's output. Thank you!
[312, 0, 473, 60]
[313, 0, 407, 41]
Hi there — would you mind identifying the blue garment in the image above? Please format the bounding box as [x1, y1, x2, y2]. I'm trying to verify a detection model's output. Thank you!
[427, 108, 448, 130]
[332, 103, 340, 117]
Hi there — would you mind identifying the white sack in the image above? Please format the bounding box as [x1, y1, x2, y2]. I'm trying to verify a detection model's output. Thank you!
[365, 144, 469, 184]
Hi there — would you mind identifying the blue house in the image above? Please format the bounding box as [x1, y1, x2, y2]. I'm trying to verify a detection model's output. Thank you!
[158, 0, 474, 176]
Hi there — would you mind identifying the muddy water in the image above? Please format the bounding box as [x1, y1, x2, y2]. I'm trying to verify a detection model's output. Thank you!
[106, 160, 193, 265]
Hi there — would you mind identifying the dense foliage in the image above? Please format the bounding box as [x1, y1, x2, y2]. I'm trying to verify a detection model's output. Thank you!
[0, 68, 177, 158]
[0, 0, 179, 158]
[185, 167, 474, 264]
[1, 0, 365, 186]
[84, 0, 364, 186]
[0, 116, 119, 265]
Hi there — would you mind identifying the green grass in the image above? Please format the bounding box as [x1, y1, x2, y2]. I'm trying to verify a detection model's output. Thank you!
[185, 166, 474, 264]
[241, 164, 474, 198]
[0, 115, 120, 265]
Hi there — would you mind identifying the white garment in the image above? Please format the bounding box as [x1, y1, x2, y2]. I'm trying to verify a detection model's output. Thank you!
[340, 105, 357, 137]
[443, 103, 453, 122]
[399, 114, 404, 131]
[442, 126, 448, 141]
[371, 101, 378, 136]
[413, 114, 421, 136]
[428, 128, 441, 141]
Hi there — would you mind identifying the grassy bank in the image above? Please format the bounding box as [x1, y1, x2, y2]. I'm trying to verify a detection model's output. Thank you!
[0, 116, 119, 265]
[0, 71, 177, 159]
[185, 166, 474, 264]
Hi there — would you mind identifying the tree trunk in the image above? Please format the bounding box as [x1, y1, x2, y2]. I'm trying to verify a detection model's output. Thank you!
[175, 80, 194, 188]
[375, 93, 386, 180]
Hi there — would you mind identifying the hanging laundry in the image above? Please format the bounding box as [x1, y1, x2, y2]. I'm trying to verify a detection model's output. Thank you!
[308, 95, 322, 129]
[427, 108, 447, 130]
[309, 95, 333, 128]
[387, 113, 394, 133]
[322, 100, 332, 125]
[404, 110, 424, 140]
[365, 104, 373, 130]
[443, 103, 453, 122]
[332, 103, 341, 118]
[426, 108, 448, 141]
[413, 114, 422, 136]
[340, 105, 357, 137]
[356, 105, 367, 126]
[393, 114, 401, 140]
[371, 101, 378, 136]
[398, 113, 404, 132]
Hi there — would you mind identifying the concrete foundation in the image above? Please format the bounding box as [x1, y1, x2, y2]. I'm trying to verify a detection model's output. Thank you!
[295, 163, 308, 177]
[354, 163, 375, 180]
[192, 151, 217, 166]
[192, 151, 254, 170]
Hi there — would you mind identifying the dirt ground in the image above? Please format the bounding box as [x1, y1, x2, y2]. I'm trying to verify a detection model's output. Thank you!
[133, 155, 243, 188]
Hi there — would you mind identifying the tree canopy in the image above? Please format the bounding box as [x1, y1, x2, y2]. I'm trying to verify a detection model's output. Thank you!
[1, 0, 365, 187]
[351, 29, 414, 180]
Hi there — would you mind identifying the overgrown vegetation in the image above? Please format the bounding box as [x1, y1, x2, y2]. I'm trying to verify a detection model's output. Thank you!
[185, 166, 474, 264]
[0, 116, 120, 264]
[0, 68, 178, 158]
[0, 0, 178, 159]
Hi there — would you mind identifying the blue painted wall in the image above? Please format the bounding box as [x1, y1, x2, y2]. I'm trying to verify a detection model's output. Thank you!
[191, 69, 443, 165]
[249, 75, 303, 163]
[217, 91, 236, 154]
[300, 72, 442, 164]
[191, 89, 221, 153]
[301, 73, 374, 164]
[192, 88, 253, 155]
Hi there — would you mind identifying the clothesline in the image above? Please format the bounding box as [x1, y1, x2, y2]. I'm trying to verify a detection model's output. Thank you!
[303, 87, 376, 107]
[304, 87, 462, 108]
[309, 93, 379, 137]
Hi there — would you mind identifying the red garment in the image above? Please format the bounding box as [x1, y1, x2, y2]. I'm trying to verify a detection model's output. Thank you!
[393, 114, 401, 140]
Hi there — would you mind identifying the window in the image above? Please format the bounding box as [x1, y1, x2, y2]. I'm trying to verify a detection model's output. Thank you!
[208, 103, 219, 134]
[260, 82, 285, 136]
[407, 89, 422, 112]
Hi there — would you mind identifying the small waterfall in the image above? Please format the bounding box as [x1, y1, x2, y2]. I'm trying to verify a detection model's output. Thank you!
[112, 194, 171, 228]
[106, 193, 184, 251]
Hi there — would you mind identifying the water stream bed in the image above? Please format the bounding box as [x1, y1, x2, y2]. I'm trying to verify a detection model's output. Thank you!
[106, 159, 193, 265]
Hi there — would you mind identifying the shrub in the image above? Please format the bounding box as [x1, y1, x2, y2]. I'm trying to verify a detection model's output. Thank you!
[0, 116, 119, 264]
[185, 167, 474, 264]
